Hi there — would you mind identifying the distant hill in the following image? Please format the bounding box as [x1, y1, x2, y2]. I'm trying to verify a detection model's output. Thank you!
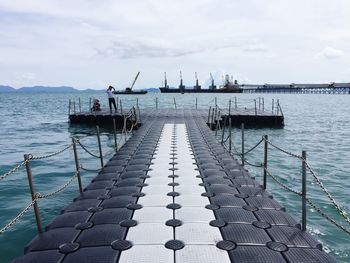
[0, 85, 159, 93]
[17, 86, 78, 93]
[0, 85, 16, 92]
[144, 88, 160, 92]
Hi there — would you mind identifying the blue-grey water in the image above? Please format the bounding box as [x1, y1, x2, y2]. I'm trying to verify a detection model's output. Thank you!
[0, 92, 349, 262]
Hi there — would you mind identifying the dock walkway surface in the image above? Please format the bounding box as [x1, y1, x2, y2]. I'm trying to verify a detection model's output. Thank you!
[14, 109, 335, 263]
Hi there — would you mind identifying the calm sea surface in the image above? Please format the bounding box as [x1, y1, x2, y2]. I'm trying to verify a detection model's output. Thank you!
[0, 92, 349, 262]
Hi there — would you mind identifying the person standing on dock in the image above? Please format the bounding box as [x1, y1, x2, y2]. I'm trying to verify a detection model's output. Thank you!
[106, 85, 117, 113]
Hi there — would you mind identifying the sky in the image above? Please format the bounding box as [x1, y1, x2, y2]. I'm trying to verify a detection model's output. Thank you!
[0, 0, 350, 90]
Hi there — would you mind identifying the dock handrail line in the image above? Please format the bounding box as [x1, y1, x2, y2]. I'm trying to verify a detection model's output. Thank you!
[36, 172, 78, 199]
[216, 122, 350, 236]
[0, 160, 26, 182]
[0, 106, 138, 235]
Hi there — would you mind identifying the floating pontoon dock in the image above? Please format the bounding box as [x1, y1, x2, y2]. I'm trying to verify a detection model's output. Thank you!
[14, 109, 334, 263]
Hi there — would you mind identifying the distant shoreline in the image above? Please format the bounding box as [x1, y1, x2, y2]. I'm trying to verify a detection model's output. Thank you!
[0, 85, 159, 93]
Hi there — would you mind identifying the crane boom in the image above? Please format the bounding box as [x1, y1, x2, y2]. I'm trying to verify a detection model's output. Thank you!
[129, 72, 140, 90]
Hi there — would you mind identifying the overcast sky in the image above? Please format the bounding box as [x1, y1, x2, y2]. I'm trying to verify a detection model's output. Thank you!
[0, 0, 349, 89]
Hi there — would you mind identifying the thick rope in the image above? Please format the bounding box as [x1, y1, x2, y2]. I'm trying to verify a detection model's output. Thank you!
[304, 161, 350, 225]
[29, 144, 73, 160]
[37, 172, 78, 199]
[76, 140, 101, 158]
[0, 198, 37, 235]
[0, 161, 26, 182]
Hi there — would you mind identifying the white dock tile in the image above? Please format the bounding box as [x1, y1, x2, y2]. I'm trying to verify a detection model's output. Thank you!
[132, 207, 173, 223]
[175, 207, 215, 223]
[175, 194, 208, 207]
[176, 223, 222, 244]
[143, 185, 171, 195]
[176, 185, 204, 195]
[139, 194, 173, 207]
[126, 223, 173, 245]
[119, 245, 174, 263]
[176, 245, 231, 263]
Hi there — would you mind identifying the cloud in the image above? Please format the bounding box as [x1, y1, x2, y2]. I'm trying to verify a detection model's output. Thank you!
[244, 44, 268, 53]
[316, 47, 345, 60]
[94, 39, 203, 59]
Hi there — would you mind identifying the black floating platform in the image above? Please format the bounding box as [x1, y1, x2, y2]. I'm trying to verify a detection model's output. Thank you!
[69, 108, 284, 129]
[69, 111, 138, 129]
[14, 109, 333, 263]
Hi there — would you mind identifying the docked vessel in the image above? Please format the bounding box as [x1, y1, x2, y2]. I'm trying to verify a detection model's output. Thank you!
[159, 72, 242, 93]
[114, 72, 147, 95]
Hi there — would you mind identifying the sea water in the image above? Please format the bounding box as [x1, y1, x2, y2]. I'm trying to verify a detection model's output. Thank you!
[0, 92, 349, 262]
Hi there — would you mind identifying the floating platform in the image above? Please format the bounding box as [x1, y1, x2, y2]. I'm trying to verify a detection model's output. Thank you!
[14, 109, 333, 263]
[69, 108, 284, 128]
[69, 111, 126, 128]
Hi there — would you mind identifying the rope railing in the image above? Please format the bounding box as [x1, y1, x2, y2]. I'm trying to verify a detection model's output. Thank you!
[304, 161, 350, 225]
[36, 172, 78, 199]
[265, 138, 303, 159]
[80, 165, 101, 173]
[306, 199, 350, 235]
[29, 143, 73, 160]
[76, 139, 101, 158]
[0, 105, 139, 235]
[264, 167, 301, 196]
[0, 161, 26, 182]
[0, 198, 38, 235]
[213, 119, 350, 236]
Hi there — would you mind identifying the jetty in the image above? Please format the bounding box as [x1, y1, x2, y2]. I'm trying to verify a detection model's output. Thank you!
[13, 107, 336, 263]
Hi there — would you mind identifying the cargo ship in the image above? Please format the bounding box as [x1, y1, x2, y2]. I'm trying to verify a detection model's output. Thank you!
[159, 72, 242, 93]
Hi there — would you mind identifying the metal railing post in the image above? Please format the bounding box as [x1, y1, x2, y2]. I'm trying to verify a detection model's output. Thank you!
[73, 100, 76, 114]
[259, 97, 261, 110]
[174, 98, 177, 110]
[263, 135, 268, 189]
[79, 97, 81, 112]
[137, 105, 141, 123]
[215, 110, 220, 136]
[235, 97, 237, 109]
[207, 106, 212, 124]
[277, 99, 280, 115]
[113, 118, 118, 152]
[89, 98, 92, 112]
[262, 98, 265, 111]
[120, 100, 123, 115]
[96, 126, 104, 168]
[195, 97, 198, 109]
[228, 99, 231, 116]
[68, 99, 71, 115]
[156, 97, 158, 110]
[221, 116, 226, 144]
[272, 99, 274, 114]
[211, 108, 215, 130]
[302, 150, 307, 231]
[72, 138, 83, 193]
[229, 118, 232, 153]
[241, 123, 245, 166]
[254, 99, 257, 115]
[24, 154, 43, 234]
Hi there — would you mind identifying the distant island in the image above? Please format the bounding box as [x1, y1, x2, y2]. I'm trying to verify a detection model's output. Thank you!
[0, 85, 159, 93]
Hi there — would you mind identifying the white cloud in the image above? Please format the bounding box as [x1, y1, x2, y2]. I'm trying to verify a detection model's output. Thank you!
[0, 0, 350, 88]
[316, 47, 345, 60]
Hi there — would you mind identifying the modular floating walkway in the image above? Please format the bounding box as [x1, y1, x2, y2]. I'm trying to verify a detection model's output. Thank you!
[14, 109, 335, 263]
